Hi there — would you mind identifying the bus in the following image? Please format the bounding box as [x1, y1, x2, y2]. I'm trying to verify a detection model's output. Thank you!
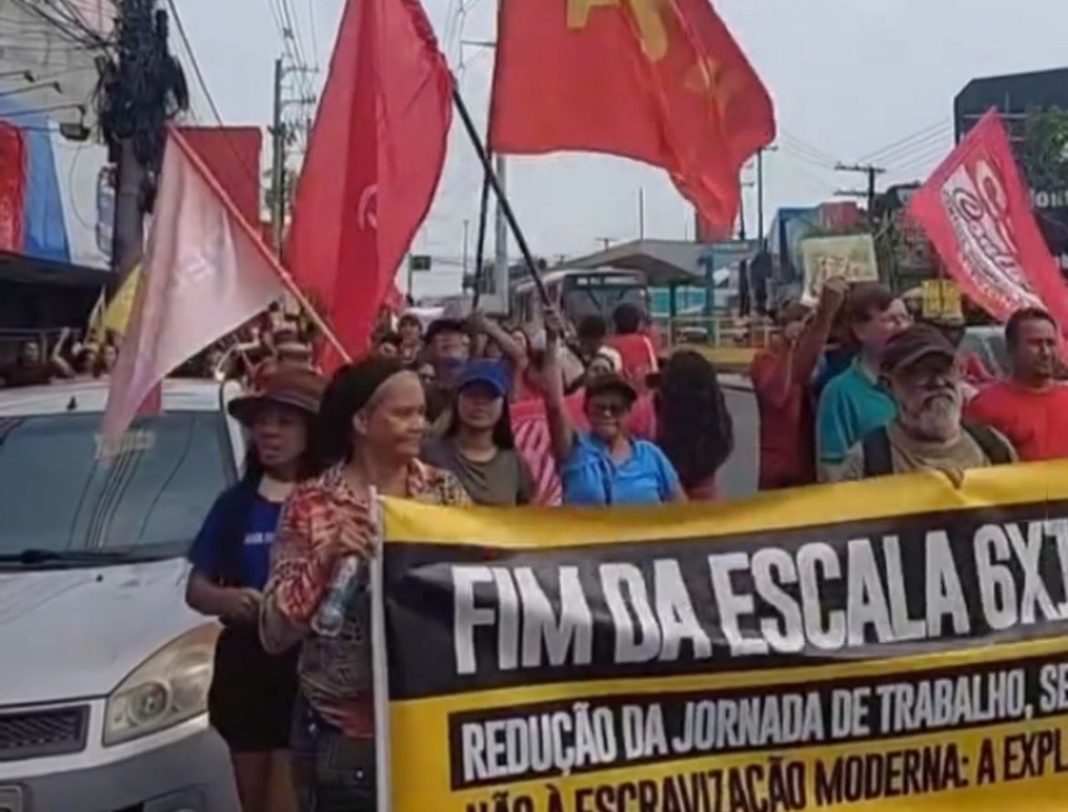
[510, 268, 650, 330]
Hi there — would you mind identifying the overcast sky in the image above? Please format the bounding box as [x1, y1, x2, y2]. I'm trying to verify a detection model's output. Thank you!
[172, 0, 1068, 293]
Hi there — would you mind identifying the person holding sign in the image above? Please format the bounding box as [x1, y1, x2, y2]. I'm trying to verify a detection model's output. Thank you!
[259, 357, 470, 811]
[836, 325, 1015, 483]
[542, 309, 685, 507]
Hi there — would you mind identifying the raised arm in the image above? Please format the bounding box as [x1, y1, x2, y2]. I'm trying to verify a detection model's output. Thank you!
[470, 312, 529, 373]
[791, 277, 848, 392]
[542, 309, 575, 463]
[50, 328, 75, 378]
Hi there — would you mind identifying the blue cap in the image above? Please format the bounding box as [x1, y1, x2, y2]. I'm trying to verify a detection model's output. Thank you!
[457, 360, 509, 398]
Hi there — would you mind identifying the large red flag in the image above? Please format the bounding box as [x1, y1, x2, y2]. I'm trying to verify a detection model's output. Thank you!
[286, 0, 452, 366]
[489, 0, 775, 235]
[909, 110, 1067, 326]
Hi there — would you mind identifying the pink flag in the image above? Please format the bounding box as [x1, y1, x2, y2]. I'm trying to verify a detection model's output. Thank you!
[103, 130, 286, 442]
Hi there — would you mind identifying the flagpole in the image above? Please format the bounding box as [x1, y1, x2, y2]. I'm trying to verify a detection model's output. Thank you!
[273, 268, 353, 363]
[452, 86, 550, 308]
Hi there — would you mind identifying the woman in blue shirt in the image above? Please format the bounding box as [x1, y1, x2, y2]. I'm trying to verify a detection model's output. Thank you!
[542, 311, 686, 507]
[186, 367, 326, 812]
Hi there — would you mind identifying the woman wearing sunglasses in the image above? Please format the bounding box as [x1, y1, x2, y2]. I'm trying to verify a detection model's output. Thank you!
[541, 311, 686, 507]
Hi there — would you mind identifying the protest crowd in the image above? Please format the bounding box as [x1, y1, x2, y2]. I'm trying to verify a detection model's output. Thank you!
[7, 0, 1066, 807]
[168, 278, 1068, 811]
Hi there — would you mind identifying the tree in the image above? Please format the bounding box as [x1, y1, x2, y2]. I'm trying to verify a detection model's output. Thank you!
[1020, 108, 1068, 190]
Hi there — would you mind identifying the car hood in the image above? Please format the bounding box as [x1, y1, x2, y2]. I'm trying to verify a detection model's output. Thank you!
[0, 557, 209, 706]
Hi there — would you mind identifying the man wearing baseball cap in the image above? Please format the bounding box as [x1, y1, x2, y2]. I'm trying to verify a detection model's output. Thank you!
[834, 325, 1015, 483]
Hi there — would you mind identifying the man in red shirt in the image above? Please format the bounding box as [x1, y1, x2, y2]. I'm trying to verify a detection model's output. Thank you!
[750, 277, 848, 489]
[965, 308, 1068, 462]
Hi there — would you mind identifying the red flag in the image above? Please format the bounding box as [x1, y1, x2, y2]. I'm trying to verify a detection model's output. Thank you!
[286, 0, 452, 368]
[909, 110, 1066, 326]
[178, 126, 263, 229]
[0, 123, 25, 252]
[490, 0, 775, 234]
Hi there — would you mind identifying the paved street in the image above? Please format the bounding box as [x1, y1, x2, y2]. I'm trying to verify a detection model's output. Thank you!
[719, 379, 759, 502]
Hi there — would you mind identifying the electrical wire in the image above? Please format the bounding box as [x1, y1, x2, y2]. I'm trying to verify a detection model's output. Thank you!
[778, 127, 841, 167]
[165, 0, 265, 195]
[865, 126, 954, 168]
[856, 119, 952, 164]
[306, 0, 319, 68]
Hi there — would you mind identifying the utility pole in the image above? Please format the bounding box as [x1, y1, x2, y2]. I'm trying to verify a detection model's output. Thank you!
[104, 0, 187, 286]
[462, 219, 470, 275]
[270, 58, 317, 256]
[271, 58, 285, 255]
[755, 145, 777, 248]
[494, 154, 508, 308]
[461, 38, 509, 313]
[835, 162, 887, 226]
[638, 187, 645, 240]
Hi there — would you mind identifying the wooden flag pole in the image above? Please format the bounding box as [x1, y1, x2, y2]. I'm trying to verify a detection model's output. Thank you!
[452, 86, 551, 308]
[274, 268, 353, 363]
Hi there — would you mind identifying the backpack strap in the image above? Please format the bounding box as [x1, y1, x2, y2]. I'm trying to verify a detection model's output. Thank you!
[861, 427, 894, 478]
[962, 421, 1014, 466]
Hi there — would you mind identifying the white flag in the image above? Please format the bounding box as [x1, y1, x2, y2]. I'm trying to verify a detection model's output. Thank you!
[103, 130, 285, 442]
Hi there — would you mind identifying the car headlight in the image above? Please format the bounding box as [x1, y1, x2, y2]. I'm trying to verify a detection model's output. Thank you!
[104, 623, 220, 746]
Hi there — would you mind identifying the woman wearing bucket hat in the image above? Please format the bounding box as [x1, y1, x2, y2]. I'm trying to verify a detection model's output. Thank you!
[185, 367, 326, 812]
[259, 356, 470, 811]
[422, 360, 535, 506]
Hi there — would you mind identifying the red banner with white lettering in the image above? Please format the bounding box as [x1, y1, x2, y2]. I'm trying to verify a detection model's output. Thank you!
[908, 110, 1068, 326]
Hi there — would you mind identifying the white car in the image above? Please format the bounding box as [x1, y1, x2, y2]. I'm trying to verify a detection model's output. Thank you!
[0, 379, 245, 811]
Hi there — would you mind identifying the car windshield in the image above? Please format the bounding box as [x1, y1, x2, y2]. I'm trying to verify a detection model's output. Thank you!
[0, 411, 232, 563]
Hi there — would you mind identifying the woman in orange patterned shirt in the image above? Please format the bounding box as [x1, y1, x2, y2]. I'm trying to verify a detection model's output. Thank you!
[259, 357, 469, 812]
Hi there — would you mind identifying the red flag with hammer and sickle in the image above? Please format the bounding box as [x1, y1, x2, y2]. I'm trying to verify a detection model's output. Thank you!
[286, 0, 452, 369]
[489, 0, 775, 236]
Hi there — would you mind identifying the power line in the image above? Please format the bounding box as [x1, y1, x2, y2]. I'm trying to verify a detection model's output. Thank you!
[306, 0, 319, 68]
[164, 0, 223, 125]
[865, 126, 953, 167]
[779, 142, 837, 170]
[778, 127, 841, 166]
[856, 119, 952, 163]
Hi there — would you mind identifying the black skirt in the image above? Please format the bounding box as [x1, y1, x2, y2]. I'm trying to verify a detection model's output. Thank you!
[208, 624, 299, 753]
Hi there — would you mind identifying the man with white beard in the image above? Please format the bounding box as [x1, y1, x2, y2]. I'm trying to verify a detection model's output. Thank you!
[835, 325, 1016, 483]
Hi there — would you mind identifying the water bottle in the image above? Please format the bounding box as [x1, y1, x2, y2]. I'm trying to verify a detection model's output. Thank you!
[312, 556, 363, 638]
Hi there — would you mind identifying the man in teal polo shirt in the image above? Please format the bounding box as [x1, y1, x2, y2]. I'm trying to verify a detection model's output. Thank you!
[817, 284, 911, 482]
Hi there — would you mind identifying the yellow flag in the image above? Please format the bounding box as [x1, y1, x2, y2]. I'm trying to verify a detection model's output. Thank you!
[85, 287, 106, 343]
[103, 265, 143, 336]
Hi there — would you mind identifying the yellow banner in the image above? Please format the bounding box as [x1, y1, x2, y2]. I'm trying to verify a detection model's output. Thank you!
[378, 463, 1068, 811]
